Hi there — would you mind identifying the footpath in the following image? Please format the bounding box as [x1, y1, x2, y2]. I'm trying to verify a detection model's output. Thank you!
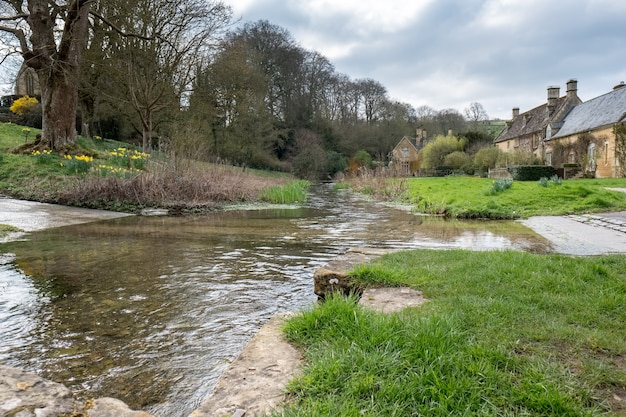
[1, 197, 626, 416]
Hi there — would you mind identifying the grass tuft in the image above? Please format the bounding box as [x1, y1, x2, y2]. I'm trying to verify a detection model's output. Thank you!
[258, 180, 310, 204]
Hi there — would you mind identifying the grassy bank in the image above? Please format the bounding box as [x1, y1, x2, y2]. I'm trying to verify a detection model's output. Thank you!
[0, 122, 302, 212]
[348, 175, 626, 219]
[279, 249, 626, 416]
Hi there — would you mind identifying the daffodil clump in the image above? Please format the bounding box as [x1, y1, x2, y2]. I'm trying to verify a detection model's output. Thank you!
[92, 164, 140, 178]
[31, 149, 54, 164]
[108, 147, 150, 171]
[62, 154, 94, 174]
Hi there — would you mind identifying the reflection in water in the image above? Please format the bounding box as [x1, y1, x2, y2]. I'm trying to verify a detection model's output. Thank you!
[0, 185, 551, 416]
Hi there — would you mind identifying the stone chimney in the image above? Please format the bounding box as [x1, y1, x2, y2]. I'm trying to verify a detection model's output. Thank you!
[566, 79, 578, 97]
[547, 86, 560, 116]
[614, 81, 626, 91]
[512, 108, 520, 119]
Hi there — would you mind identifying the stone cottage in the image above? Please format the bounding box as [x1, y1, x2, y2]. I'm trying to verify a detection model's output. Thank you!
[495, 79, 582, 160]
[545, 82, 626, 178]
[390, 128, 427, 175]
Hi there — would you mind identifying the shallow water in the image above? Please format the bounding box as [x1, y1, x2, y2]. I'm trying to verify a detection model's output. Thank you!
[0, 185, 551, 416]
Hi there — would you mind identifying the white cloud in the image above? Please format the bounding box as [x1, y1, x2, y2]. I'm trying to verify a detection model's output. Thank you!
[294, 0, 432, 32]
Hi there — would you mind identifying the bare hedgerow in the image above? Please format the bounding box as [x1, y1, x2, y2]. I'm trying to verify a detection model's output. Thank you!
[57, 160, 287, 211]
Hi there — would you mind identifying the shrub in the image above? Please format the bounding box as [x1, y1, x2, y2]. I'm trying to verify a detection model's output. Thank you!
[443, 151, 471, 170]
[352, 150, 373, 169]
[474, 147, 503, 173]
[420, 135, 466, 169]
[10, 95, 39, 116]
[507, 165, 556, 181]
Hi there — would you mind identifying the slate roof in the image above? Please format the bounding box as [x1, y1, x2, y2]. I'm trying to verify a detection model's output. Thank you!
[495, 97, 571, 143]
[551, 87, 626, 139]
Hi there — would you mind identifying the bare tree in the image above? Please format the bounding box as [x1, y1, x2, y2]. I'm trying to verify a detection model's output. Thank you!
[464, 101, 488, 130]
[0, 0, 231, 150]
[96, 0, 231, 152]
[357, 78, 387, 124]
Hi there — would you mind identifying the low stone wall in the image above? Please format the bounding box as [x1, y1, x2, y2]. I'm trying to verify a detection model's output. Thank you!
[488, 168, 512, 179]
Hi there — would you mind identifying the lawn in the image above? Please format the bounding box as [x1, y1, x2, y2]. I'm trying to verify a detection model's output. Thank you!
[404, 176, 626, 219]
[279, 249, 626, 416]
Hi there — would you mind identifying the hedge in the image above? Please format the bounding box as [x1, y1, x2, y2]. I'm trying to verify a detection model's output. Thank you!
[507, 165, 556, 181]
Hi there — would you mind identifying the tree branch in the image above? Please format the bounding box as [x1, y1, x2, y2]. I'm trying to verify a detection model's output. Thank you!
[0, 24, 30, 55]
[89, 9, 155, 41]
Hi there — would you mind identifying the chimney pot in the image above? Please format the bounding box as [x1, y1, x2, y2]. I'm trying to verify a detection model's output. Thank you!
[566, 79, 578, 97]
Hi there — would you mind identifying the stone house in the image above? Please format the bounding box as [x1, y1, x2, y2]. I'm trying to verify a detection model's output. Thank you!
[495, 79, 582, 160]
[390, 128, 427, 175]
[544, 82, 626, 178]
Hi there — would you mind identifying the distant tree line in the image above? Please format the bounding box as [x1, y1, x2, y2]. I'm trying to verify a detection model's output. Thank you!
[1, 2, 495, 179]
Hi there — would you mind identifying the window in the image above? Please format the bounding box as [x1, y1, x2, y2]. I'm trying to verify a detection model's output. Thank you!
[401, 147, 409, 158]
[568, 152, 575, 164]
[546, 152, 552, 166]
[605, 142, 609, 165]
[588, 143, 596, 171]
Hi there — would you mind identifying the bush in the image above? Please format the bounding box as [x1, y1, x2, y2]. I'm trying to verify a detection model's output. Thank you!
[443, 151, 471, 170]
[474, 147, 503, 173]
[292, 144, 328, 180]
[352, 150, 373, 169]
[10, 96, 39, 116]
[420, 135, 466, 169]
[507, 165, 556, 181]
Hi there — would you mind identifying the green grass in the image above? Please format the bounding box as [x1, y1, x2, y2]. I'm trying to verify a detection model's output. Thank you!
[259, 180, 311, 204]
[279, 250, 626, 416]
[0, 224, 21, 238]
[404, 177, 626, 218]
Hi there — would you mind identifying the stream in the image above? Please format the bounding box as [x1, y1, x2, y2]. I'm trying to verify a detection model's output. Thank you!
[0, 185, 551, 416]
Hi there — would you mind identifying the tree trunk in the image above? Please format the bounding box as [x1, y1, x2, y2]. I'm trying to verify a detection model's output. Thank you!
[39, 70, 80, 148]
[25, 0, 91, 149]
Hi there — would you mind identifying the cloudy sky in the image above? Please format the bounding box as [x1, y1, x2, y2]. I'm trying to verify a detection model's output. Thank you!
[225, 0, 626, 120]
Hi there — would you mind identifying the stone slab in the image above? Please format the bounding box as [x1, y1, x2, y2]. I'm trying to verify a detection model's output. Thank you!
[0, 196, 132, 237]
[359, 287, 428, 313]
[189, 312, 302, 417]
